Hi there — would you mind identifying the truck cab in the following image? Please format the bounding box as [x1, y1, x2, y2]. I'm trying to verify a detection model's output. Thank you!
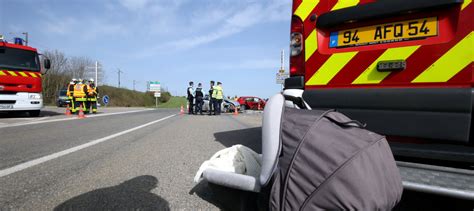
[287, 0, 473, 199]
[0, 38, 50, 117]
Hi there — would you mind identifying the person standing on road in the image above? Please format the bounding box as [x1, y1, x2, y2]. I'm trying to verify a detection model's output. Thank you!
[212, 82, 224, 115]
[187, 81, 195, 115]
[208, 81, 215, 115]
[67, 79, 77, 113]
[87, 79, 99, 114]
[194, 83, 204, 115]
[73, 79, 88, 113]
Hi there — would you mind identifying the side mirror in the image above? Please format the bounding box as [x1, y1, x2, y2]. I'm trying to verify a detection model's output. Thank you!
[44, 59, 51, 69]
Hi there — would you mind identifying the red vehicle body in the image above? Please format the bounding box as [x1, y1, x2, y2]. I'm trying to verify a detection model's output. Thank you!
[0, 39, 49, 116]
[288, 0, 473, 163]
[237, 96, 266, 110]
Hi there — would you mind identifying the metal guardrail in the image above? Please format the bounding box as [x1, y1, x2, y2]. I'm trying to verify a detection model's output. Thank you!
[397, 161, 474, 200]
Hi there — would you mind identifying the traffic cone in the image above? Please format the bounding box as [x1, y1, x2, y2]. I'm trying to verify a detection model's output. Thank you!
[78, 104, 86, 119]
[180, 104, 184, 115]
[65, 104, 71, 116]
[258, 103, 261, 110]
[233, 106, 238, 116]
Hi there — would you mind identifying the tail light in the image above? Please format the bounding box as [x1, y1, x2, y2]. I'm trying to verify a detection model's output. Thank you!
[290, 16, 305, 76]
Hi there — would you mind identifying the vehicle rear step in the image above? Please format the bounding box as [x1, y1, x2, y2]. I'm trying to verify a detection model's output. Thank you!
[397, 161, 474, 200]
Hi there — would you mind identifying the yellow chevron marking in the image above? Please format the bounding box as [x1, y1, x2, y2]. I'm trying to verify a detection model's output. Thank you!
[19, 72, 29, 77]
[304, 0, 360, 63]
[306, 51, 358, 85]
[331, 0, 360, 10]
[305, 30, 318, 61]
[38, 73, 43, 78]
[462, 0, 472, 10]
[294, 0, 319, 21]
[29, 72, 38, 78]
[413, 32, 473, 83]
[352, 46, 420, 84]
[0, 71, 6, 76]
[7, 71, 18, 76]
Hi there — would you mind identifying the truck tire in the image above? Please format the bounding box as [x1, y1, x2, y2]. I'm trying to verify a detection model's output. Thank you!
[28, 110, 40, 117]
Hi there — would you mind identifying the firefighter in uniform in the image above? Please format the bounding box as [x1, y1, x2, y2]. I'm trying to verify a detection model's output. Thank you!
[208, 81, 215, 115]
[87, 78, 99, 114]
[212, 82, 224, 115]
[66, 79, 77, 113]
[194, 83, 204, 115]
[73, 79, 88, 113]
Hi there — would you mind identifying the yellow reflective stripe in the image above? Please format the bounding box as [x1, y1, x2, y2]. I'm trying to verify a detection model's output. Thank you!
[305, 30, 318, 61]
[353, 46, 420, 84]
[306, 52, 358, 85]
[294, 0, 319, 21]
[413, 32, 473, 83]
[19, 72, 29, 77]
[331, 0, 359, 10]
[0, 71, 6, 76]
[37, 73, 43, 78]
[7, 71, 18, 76]
[29, 72, 38, 78]
[462, 0, 471, 10]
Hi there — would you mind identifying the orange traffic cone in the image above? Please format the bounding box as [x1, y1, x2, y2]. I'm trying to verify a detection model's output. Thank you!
[78, 104, 86, 119]
[65, 104, 71, 116]
[180, 104, 184, 115]
[233, 106, 238, 116]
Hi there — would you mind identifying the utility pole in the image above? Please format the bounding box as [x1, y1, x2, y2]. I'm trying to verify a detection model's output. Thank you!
[117, 68, 123, 88]
[86, 61, 101, 85]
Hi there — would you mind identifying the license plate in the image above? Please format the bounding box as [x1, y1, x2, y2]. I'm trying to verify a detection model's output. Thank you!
[329, 17, 438, 48]
[0, 104, 13, 109]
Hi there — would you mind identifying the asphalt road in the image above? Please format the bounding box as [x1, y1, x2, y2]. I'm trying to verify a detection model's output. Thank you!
[0, 107, 263, 210]
[0, 107, 472, 210]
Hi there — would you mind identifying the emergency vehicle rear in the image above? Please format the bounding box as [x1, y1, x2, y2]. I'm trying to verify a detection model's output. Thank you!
[286, 0, 473, 199]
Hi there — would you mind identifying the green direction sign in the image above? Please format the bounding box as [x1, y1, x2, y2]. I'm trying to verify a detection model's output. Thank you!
[148, 81, 161, 92]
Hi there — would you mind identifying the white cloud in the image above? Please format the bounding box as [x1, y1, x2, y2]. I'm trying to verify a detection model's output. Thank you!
[136, 1, 290, 57]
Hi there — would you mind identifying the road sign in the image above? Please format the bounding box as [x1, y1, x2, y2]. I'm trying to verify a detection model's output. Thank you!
[148, 81, 161, 92]
[154, 92, 161, 97]
[276, 72, 289, 84]
[103, 95, 110, 105]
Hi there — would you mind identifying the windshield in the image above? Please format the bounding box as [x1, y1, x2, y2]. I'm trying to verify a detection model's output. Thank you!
[0, 47, 40, 72]
[59, 90, 67, 96]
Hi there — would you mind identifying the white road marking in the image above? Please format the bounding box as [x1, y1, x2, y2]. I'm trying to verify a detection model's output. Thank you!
[0, 109, 154, 129]
[0, 114, 176, 178]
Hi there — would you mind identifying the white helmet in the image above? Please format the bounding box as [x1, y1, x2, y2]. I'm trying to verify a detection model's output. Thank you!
[78, 79, 83, 84]
[89, 78, 94, 82]
[72, 78, 77, 82]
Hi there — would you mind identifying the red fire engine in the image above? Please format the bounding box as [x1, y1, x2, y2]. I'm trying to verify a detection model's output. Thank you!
[0, 36, 50, 116]
[286, 0, 473, 199]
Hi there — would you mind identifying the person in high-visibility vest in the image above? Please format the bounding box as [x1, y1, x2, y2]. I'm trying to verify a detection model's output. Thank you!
[212, 82, 224, 115]
[73, 79, 88, 113]
[87, 78, 99, 114]
[66, 78, 77, 113]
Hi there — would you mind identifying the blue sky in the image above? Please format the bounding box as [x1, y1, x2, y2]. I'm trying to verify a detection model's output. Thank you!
[0, 0, 291, 98]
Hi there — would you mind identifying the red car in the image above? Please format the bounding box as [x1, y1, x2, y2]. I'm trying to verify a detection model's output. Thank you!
[236, 96, 266, 110]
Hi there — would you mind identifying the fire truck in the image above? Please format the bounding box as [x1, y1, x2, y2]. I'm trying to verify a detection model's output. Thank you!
[286, 0, 473, 199]
[0, 36, 50, 117]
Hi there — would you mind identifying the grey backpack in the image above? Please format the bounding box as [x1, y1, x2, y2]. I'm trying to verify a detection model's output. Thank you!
[269, 101, 403, 210]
